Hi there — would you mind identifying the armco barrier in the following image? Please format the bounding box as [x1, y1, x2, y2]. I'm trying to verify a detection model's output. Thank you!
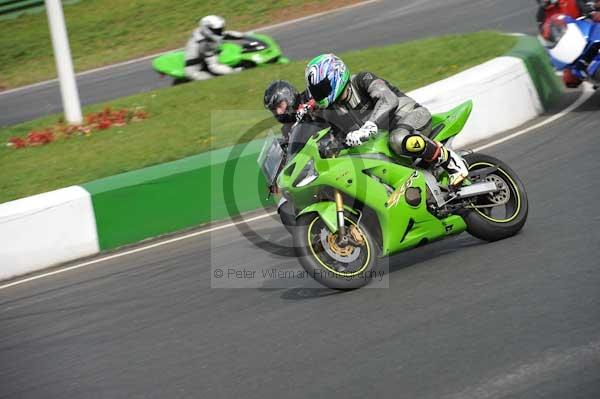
[0, 35, 562, 280]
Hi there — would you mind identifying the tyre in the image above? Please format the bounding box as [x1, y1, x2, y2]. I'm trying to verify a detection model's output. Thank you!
[236, 61, 256, 70]
[462, 153, 528, 241]
[592, 66, 600, 87]
[278, 200, 296, 235]
[293, 212, 381, 290]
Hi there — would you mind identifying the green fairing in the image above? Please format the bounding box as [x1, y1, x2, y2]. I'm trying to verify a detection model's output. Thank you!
[152, 51, 187, 78]
[297, 202, 338, 233]
[430, 100, 473, 143]
[152, 33, 289, 79]
[297, 202, 358, 233]
[282, 101, 473, 256]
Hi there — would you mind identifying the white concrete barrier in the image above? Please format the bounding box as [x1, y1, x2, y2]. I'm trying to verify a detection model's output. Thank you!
[408, 56, 544, 148]
[0, 186, 99, 281]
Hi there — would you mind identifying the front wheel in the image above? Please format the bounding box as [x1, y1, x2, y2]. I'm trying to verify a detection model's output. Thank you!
[278, 199, 296, 235]
[293, 212, 381, 290]
[235, 61, 256, 70]
[462, 153, 528, 241]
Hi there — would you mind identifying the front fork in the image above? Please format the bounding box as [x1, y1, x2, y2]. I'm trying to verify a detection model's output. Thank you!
[334, 190, 346, 237]
[334, 189, 364, 248]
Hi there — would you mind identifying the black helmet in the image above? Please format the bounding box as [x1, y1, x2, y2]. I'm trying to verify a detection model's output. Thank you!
[263, 80, 299, 124]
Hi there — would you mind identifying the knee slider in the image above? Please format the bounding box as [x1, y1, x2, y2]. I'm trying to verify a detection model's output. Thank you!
[402, 134, 426, 155]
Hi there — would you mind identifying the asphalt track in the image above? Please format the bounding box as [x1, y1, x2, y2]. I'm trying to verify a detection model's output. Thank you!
[1, 1, 599, 398]
[0, 0, 538, 127]
[1, 90, 599, 398]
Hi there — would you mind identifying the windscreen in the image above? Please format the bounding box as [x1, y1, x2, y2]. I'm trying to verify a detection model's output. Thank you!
[257, 135, 285, 186]
[287, 122, 329, 158]
[241, 39, 267, 53]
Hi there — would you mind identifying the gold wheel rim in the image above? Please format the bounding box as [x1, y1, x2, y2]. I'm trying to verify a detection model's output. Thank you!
[307, 216, 371, 277]
[470, 162, 521, 223]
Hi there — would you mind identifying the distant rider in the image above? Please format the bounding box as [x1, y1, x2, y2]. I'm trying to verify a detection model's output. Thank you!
[304, 54, 469, 187]
[263, 80, 315, 141]
[536, 0, 600, 31]
[184, 15, 245, 81]
[540, 2, 600, 87]
[536, 0, 583, 32]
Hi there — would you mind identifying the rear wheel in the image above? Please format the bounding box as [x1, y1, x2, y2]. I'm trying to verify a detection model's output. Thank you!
[293, 213, 381, 290]
[462, 153, 528, 241]
[592, 66, 600, 86]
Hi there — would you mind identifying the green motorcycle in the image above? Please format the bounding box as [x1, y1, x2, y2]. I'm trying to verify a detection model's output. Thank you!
[259, 100, 528, 290]
[152, 33, 290, 85]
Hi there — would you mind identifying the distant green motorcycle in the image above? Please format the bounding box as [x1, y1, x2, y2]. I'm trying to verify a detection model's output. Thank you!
[152, 33, 290, 85]
[258, 100, 528, 290]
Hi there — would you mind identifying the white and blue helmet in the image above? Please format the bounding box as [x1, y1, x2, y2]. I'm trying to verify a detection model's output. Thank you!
[305, 54, 350, 108]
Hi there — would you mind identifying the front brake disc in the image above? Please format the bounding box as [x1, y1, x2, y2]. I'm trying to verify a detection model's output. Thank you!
[319, 228, 361, 263]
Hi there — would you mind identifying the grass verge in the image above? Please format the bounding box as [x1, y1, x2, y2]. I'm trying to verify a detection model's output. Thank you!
[0, 0, 359, 89]
[0, 31, 517, 204]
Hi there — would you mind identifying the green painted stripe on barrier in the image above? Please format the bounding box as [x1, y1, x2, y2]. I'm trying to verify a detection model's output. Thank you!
[82, 139, 274, 250]
[506, 35, 562, 111]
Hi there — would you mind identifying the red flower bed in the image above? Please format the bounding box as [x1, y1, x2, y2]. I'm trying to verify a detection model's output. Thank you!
[6, 107, 148, 149]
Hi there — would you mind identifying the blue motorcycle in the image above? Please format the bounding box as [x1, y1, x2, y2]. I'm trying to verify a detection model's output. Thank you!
[545, 15, 600, 87]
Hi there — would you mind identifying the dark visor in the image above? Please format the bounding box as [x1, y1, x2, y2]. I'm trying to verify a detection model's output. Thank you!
[309, 77, 331, 102]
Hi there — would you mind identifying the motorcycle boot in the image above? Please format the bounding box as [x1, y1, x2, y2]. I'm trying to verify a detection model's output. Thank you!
[432, 144, 470, 188]
[396, 131, 469, 188]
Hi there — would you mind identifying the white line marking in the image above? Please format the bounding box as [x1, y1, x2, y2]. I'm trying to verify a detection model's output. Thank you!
[0, 211, 276, 291]
[0, 84, 594, 291]
[0, 0, 380, 97]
